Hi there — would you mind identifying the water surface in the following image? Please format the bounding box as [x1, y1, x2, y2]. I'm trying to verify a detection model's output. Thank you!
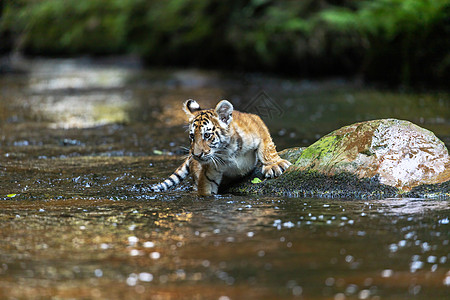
[0, 58, 449, 299]
[0, 197, 449, 299]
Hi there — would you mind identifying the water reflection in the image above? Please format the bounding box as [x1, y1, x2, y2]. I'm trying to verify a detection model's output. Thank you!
[1, 58, 448, 148]
[0, 59, 449, 299]
[0, 197, 449, 299]
[375, 198, 450, 214]
[28, 61, 130, 91]
[20, 59, 227, 129]
[26, 59, 134, 128]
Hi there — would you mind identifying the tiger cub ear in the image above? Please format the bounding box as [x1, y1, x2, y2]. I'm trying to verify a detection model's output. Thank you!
[215, 100, 233, 127]
[183, 99, 202, 119]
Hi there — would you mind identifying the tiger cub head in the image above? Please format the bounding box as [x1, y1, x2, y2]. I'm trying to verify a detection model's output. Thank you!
[183, 99, 233, 163]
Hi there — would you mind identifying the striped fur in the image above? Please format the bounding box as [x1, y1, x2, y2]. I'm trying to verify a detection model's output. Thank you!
[150, 99, 291, 195]
[150, 158, 190, 192]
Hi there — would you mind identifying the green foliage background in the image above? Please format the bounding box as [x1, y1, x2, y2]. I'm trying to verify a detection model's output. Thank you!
[1, 0, 449, 86]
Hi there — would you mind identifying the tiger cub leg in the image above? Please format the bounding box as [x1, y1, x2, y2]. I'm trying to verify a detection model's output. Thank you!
[258, 139, 292, 178]
[190, 160, 222, 195]
[197, 165, 222, 196]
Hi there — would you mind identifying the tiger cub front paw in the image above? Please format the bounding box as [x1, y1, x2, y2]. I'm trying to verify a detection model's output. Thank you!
[262, 159, 292, 178]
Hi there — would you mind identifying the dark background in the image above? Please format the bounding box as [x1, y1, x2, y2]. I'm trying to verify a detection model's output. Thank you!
[1, 0, 449, 88]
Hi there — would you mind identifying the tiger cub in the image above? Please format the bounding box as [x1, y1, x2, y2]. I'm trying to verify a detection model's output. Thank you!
[150, 99, 291, 196]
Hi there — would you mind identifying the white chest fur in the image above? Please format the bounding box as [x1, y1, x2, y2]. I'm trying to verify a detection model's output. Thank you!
[222, 149, 258, 178]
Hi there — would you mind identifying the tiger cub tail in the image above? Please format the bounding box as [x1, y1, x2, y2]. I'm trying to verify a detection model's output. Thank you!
[150, 158, 190, 192]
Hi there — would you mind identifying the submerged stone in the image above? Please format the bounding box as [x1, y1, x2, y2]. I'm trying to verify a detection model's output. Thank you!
[227, 119, 450, 199]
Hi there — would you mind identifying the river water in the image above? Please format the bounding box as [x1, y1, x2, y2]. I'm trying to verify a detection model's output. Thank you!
[0, 58, 449, 299]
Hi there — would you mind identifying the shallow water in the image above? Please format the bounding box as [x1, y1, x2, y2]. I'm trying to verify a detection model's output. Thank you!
[0, 197, 449, 299]
[0, 58, 449, 299]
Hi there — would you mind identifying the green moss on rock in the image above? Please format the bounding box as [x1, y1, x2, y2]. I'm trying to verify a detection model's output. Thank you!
[295, 135, 342, 166]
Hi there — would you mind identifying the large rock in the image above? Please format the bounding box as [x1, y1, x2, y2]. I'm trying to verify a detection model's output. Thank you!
[226, 119, 450, 199]
[294, 119, 449, 191]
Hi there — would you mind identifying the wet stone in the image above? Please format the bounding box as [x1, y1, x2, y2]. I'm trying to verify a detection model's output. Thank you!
[295, 119, 450, 191]
[228, 119, 450, 199]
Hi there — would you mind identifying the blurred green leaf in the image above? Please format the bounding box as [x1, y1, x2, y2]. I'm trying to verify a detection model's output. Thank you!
[1, 0, 448, 86]
[251, 178, 262, 184]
